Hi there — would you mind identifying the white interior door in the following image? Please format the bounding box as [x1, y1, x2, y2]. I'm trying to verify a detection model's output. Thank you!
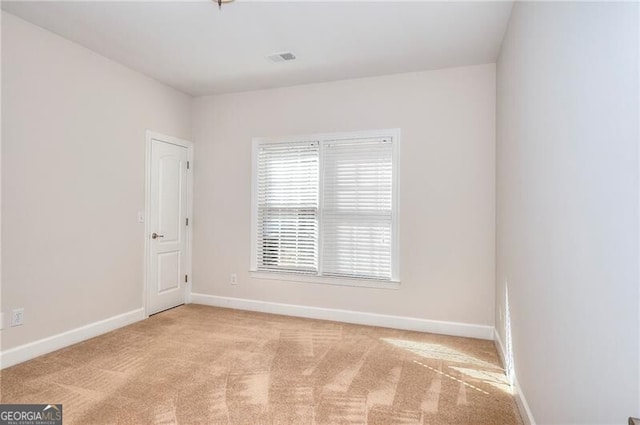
[147, 137, 189, 315]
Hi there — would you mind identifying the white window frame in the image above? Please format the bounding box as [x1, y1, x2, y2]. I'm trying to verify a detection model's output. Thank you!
[250, 128, 400, 289]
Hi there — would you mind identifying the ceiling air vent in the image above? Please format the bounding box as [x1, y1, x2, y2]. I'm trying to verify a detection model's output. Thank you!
[268, 52, 297, 63]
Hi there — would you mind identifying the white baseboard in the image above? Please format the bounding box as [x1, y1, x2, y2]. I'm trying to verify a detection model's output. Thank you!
[494, 329, 536, 425]
[0, 308, 145, 369]
[190, 293, 493, 340]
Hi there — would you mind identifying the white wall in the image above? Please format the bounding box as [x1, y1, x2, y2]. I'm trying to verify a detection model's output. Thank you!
[192, 64, 496, 328]
[0, 12, 4, 354]
[1, 12, 192, 350]
[495, 2, 639, 423]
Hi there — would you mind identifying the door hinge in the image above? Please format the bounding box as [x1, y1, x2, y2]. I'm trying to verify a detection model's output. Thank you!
[186, 217, 189, 226]
[187, 161, 190, 170]
[185, 274, 188, 283]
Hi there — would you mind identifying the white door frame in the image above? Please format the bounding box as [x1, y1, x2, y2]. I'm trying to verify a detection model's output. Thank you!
[143, 130, 194, 318]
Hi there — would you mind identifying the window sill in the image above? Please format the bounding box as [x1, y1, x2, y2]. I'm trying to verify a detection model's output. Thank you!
[249, 271, 400, 290]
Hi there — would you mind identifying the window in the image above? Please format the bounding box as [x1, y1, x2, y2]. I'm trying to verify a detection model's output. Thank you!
[255, 141, 319, 274]
[251, 129, 399, 287]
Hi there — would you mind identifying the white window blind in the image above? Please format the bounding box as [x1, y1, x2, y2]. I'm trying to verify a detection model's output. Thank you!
[256, 141, 319, 274]
[252, 130, 399, 286]
[321, 138, 393, 280]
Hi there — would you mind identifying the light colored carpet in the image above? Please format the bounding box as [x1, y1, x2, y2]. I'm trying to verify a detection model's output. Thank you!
[0, 304, 522, 424]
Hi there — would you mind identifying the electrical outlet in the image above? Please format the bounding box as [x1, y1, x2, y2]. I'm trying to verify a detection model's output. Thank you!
[230, 273, 237, 285]
[11, 308, 24, 327]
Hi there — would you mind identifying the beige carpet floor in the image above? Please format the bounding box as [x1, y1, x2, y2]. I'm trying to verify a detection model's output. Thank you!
[0, 305, 522, 425]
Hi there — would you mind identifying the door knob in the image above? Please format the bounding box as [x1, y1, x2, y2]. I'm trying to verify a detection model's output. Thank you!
[152, 233, 165, 239]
